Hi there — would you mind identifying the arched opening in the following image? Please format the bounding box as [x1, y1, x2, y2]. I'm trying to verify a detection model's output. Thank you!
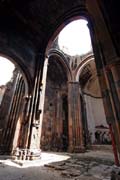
[78, 58, 112, 147]
[43, 16, 112, 153]
[0, 55, 29, 154]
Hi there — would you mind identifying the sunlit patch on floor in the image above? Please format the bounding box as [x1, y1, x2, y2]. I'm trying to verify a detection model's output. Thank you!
[0, 152, 70, 168]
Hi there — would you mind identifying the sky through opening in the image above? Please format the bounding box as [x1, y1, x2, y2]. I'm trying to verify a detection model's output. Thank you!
[58, 19, 92, 56]
[0, 57, 15, 86]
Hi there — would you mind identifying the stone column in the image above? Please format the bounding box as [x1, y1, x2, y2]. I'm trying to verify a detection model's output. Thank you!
[17, 95, 31, 149]
[108, 62, 120, 107]
[28, 56, 48, 151]
[56, 91, 63, 136]
[12, 54, 47, 160]
[98, 68, 120, 154]
[105, 63, 120, 154]
[88, 14, 120, 157]
[86, 4, 120, 159]
[68, 81, 84, 152]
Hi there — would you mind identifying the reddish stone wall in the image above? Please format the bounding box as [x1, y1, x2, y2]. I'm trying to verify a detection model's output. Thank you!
[41, 78, 68, 151]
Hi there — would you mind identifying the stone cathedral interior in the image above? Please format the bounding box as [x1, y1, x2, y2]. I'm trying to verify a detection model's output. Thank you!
[0, 0, 120, 179]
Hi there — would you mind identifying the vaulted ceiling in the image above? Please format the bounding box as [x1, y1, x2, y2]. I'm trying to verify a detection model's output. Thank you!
[0, 0, 85, 52]
[0, 1, 119, 51]
[48, 56, 68, 86]
[0, 0, 119, 90]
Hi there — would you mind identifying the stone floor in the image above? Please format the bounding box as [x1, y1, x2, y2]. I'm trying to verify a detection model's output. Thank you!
[0, 149, 119, 180]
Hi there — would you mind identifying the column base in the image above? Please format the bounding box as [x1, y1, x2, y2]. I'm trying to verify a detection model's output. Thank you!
[68, 145, 85, 153]
[13, 147, 41, 160]
[73, 145, 85, 153]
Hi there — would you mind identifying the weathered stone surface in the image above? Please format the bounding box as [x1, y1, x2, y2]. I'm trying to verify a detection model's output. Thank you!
[43, 151, 117, 180]
[0, 3, 120, 180]
[0, 151, 119, 180]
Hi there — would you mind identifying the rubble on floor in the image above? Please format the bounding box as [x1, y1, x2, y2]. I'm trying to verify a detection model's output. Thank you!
[0, 150, 120, 180]
[44, 151, 115, 180]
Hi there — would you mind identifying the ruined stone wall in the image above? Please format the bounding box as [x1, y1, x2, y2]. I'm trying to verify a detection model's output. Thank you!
[0, 77, 17, 130]
[0, 69, 26, 153]
[41, 78, 68, 151]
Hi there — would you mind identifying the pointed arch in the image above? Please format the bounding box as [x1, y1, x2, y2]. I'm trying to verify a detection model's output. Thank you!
[0, 52, 31, 96]
[0, 52, 30, 96]
[48, 49, 72, 81]
[75, 52, 94, 82]
[45, 5, 95, 55]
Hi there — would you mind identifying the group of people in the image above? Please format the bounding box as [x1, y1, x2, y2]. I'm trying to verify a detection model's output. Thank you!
[95, 130, 111, 144]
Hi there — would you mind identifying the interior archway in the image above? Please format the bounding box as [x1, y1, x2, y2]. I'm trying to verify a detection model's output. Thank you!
[79, 59, 112, 146]
[43, 16, 112, 152]
[0, 55, 29, 154]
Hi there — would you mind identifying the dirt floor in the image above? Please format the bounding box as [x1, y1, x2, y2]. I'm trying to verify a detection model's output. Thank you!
[0, 149, 119, 180]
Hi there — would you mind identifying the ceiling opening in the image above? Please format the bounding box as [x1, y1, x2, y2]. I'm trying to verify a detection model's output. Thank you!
[0, 56, 15, 86]
[58, 19, 92, 56]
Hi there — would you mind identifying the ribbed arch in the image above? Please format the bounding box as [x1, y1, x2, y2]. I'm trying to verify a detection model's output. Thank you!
[45, 6, 95, 54]
[75, 53, 94, 82]
[48, 49, 72, 81]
